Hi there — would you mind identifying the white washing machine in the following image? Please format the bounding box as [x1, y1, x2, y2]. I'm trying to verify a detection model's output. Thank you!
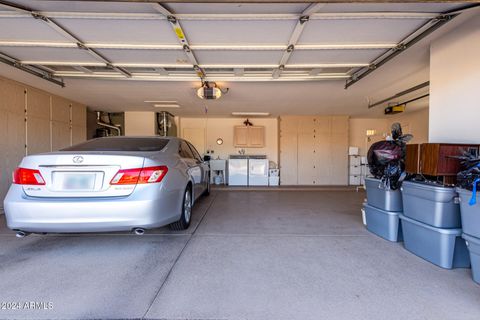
[228, 156, 248, 186]
[248, 156, 269, 186]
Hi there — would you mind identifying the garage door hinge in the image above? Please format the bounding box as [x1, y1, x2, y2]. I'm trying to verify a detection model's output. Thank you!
[31, 12, 48, 22]
[435, 14, 453, 22]
[299, 16, 310, 24]
[77, 42, 88, 50]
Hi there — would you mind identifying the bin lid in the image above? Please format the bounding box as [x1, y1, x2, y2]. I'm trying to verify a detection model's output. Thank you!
[402, 181, 456, 193]
[364, 203, 401, 216]
[399, 214, 462, 235]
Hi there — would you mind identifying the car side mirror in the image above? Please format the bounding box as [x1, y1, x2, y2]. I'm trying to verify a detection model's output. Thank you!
[203, 155, 211, 162]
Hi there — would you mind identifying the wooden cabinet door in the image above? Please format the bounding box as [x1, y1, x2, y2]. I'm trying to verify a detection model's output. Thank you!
[329, 133, 349, 185]
[279, 117, 298, 185]
[280, 133, 298, 185]
[248, 126, 265, 148]
[298, 132, 317, 185]
[234, 126, 249, 147]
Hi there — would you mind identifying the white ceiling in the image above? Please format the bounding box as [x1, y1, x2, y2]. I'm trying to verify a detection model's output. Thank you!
[0, 1, 477, 117]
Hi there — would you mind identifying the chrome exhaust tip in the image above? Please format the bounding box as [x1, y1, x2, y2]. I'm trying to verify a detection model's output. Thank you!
[15, 231, 30, 238]
[133, 228, 145, 235]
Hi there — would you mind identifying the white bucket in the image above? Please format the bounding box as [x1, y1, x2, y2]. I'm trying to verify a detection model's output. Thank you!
[361, 208, 367, 226]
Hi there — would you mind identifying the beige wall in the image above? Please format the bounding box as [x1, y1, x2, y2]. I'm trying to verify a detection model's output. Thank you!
[348, 108, 429, 156]
[429, 12, 480, 144]
[124, 111, 156, 136]
[179, 117, 279, 164]
[0, 76, 87, 203]
[348, 118, 388, 156]
[387, 108, 429, 144]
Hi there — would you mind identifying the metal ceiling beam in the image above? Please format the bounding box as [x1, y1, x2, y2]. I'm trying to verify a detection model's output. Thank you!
[154, 67, 169, 76]
[0, 10, 443, 20]
[309, 68, 323, 76]
[0, 0, 131, 78]
[151, 3, 205, 80]
[20, 61, 369, 69]
[0, 51, 64, 87]
[368, 81, 429, 108]
[234, 68, 244, 77]
[73, 66, 93, 74]
[272, 3, 325, 78]
[54, 0, 475, 3]
[0, 40, 398, 51]
[345, 3, 480, 88]
[52, 72, 351, 82]
[345, 17, 451, 88]
[391, 93, 430, 108]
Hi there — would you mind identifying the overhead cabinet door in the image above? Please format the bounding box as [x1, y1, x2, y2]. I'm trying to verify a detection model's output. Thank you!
[234, 126, 265, 148]
[234, 126, 248, 147]
[248, 126, 265, 147]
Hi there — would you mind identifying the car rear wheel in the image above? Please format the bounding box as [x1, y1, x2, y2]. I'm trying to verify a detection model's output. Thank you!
[169, 187, 192, 231]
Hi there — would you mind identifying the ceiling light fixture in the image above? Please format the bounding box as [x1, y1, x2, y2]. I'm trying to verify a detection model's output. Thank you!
[144, 100, 177, 103]
[232, 112, 271, 117]
[153, 104, 180, 108]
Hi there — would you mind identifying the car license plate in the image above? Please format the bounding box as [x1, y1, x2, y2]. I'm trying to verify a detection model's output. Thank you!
[53, 172, 97, 191]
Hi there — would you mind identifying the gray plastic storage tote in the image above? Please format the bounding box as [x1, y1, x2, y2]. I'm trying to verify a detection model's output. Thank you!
[365, 177, 403, 212]
[462, 233, 480, 284]
[401, 181, 461, 228]
[457, 188, 480, 238]
[399, 214, 470, 269]
[364, 203, 403, 242]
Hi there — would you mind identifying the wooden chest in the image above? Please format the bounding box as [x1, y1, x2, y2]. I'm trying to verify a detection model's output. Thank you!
[405, 144, 420, 174]
[420, 143, 480, 176]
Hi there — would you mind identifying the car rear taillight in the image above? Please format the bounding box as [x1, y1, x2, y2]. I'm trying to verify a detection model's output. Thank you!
[12, 168, 46, 185]
[110, 166, 168, 185]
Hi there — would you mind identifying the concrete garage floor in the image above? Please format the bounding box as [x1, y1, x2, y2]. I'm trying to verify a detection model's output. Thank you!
[0, 190, 479, 320]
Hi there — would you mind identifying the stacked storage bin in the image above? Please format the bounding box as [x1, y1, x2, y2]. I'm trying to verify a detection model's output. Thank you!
[457, 188, 480, 284]
[363, 177, 403, 242]
[400, 181, 470, 269]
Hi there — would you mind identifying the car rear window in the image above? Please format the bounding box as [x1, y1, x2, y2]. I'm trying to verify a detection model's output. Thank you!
[62, 138, 170, 152]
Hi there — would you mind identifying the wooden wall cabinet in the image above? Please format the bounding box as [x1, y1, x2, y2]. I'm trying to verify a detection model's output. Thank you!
[0, 76, 87, 203]
[279, 116, 349, 186]
[234, 125, 265, 148]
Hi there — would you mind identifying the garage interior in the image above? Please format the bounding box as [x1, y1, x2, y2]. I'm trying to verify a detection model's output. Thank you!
[0, 0, 479, 319]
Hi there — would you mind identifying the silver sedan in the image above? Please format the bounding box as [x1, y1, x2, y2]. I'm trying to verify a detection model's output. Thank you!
[3, 136, 210, 237]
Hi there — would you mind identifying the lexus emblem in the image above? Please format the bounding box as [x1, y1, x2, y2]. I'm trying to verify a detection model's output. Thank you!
[72, 156, 84, 164]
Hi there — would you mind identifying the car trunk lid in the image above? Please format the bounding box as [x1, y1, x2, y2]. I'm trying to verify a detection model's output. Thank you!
[19, 153, 146, 198]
